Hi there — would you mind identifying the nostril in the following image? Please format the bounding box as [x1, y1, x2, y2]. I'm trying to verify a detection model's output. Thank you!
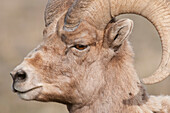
[14, 70, 27, 82]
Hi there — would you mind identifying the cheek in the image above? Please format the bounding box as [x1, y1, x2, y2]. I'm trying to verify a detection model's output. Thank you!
[83, 63, 105, 92]
[69, 60, 105, 100]
[86, 46, 101, 64]
[38, 76, 81, 103]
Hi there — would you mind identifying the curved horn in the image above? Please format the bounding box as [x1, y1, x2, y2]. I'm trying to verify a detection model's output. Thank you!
[45, 0, 74, 27]
[64, 0, 111, 30]
[65, 0, 170, 84]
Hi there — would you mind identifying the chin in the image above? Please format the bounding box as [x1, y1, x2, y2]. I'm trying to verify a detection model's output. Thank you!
[17, 87, 42, 101]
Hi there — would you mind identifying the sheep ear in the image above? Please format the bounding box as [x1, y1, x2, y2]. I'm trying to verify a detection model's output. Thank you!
[103, 19, 133, 52]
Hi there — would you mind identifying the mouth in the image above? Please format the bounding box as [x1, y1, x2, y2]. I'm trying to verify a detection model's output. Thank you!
[15, 86, 42, 94]
[14, 86, 43, 100]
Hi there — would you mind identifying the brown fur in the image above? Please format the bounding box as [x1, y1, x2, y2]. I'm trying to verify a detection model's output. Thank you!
[11, 0, 170, 113]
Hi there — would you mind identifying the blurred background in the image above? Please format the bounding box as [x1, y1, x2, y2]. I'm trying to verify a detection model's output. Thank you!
[0, 0, 169, 113]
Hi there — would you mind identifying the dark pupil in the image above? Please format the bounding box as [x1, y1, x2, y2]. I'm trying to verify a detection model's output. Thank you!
[75, 45, 88, 50]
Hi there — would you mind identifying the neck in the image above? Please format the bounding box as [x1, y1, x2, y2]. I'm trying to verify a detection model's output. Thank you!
[67, 41, 148, 113]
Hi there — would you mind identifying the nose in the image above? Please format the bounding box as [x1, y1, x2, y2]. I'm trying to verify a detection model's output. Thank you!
[10, 69, 27, 82]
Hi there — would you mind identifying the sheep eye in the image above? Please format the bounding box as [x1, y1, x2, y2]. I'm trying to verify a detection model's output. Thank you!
[74, 44, 88, 50]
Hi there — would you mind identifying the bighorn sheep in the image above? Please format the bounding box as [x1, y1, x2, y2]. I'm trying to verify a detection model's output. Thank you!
[10, 0, 170, 113]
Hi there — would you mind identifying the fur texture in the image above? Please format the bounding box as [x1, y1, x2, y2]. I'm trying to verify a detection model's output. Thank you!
[10, 0, 170, 113]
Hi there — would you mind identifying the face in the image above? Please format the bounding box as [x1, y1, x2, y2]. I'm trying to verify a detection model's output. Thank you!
[10, 17, 114, 104]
